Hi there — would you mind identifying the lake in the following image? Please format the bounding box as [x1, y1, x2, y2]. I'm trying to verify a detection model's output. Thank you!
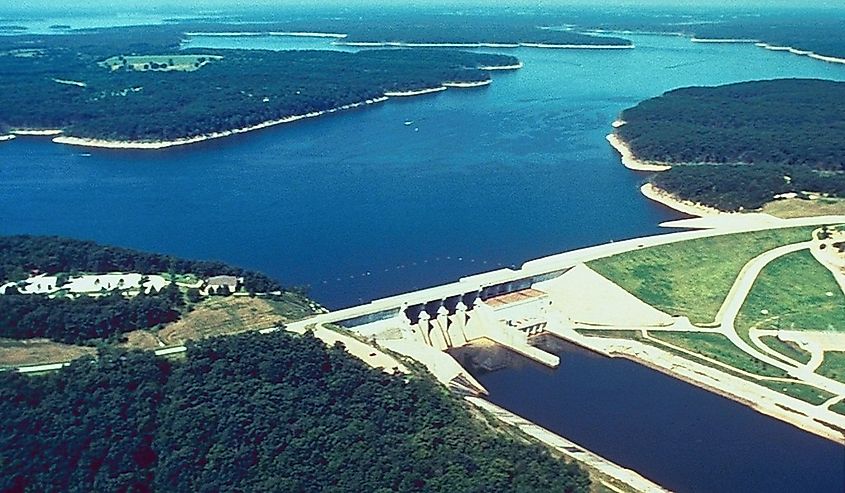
[2, 29, 844, 492]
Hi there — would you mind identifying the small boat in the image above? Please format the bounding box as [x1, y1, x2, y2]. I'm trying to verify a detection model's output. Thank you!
[404, 120, 413, 126]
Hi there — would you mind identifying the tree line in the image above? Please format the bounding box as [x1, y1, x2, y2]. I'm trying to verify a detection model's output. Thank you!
[0, 30, 520, 142]
[0, 236, 303, 344]
[617, 79, 845, 210]
[0, 235, 281, 293]
[0, 330, 591, 492]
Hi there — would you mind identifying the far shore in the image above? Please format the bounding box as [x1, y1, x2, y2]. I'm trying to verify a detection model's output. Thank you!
[605, 133, 672, 172]
[756, 42, 845, 65]
[51, 97, 388, 149]
[564, 333, 845, 445]
[12, 129, 63, 136]
[185, 31, 348, 38]
[690, 37, 758, 43]
[42, 78, 502, 150]
[334, 40, 634, 50]
[640, 183, 724, 217]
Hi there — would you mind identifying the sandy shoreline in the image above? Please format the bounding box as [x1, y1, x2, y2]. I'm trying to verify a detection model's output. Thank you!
[51, 98, 388, 150]
[756, 42, 845, 65]
[605, 133, 672, 172]
[640, 183, 723, 217]
[12, 129, 63, 136]
[568, 335, 845, 445]
[691, 37, 758, 43]
[185, 31, 348, 38]
[47, 77, 498, 150]
[479, 62, 523, 71]
[443, 80, 492, 88]
[384, 86, 448, 97]
[334, 40, 633, 50]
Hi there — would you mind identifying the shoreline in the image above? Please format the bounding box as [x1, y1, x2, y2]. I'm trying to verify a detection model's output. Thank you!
[185, 31, 348, 38]
[756, 42, 845, 65]
[11, 129, 62, 136]
[334, 40, 633, 50]
[605, 133, 672, 172]
[566, 334, 845, 445]
[51, 97, 389, 150]
[640, 183, 724, 217]
[442, 79, 492, 88]
[691, 37, 759, 43]
[45, 77, 501, 150]
[479, 62, 523, 71]
[384, 86, 448, 97]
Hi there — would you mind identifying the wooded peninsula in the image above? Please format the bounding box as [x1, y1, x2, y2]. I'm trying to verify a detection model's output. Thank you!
[0, 27, 519, 143]
[615, 79, 845, 211]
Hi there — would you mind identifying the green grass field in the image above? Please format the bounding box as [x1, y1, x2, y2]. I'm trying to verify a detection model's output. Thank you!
[99, 54, 222, 72]
[648, 332, 790, 378]
[588, 227, 814, 324]
[735, 250, 844, 340]
[817, 351, 845, 385]
[759, 335, 813, 365]
[756, 380, 836, 405]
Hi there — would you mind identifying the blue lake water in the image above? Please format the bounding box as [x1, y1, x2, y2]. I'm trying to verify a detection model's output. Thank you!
[2, 31, 845, 491]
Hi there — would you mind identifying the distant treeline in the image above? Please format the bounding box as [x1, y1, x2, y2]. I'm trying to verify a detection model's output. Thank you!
[651, 164, 845, 211]
[691, 16, 845, 60]
[0, 29, 518, 141]
[0, 288, 182, 344]
[1, 235, 281, 292]
[0, 330, 591, 492]
[181, 18, 632, 46]
[617, 79, 845, 210]
[0, 236, 295, 344]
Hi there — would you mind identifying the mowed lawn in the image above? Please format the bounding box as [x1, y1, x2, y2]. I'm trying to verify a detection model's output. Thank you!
[588, 226, 814, 324]
[735, 250, 845, 337]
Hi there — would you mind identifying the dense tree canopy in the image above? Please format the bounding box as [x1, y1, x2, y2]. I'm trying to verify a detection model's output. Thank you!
[0, 235, 281, 292]
[617, 79, 845, 210]
[0, 236, 302, 344]
[0, 331, 591, 492]
[0, 29, 519, 142]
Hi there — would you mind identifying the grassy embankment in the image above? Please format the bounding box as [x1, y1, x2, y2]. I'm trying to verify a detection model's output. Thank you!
[585, 226, 843, 405]
[588, 226, 815, 324]
[735, 250, 844, 341]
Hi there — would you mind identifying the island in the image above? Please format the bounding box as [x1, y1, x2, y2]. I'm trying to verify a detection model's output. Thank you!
[0, 235, 592, 493]
[0, 27, 521, 148]
[609, 79, 845, 217]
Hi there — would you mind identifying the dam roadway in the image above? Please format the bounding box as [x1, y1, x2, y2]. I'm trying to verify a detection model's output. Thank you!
[13, 214, 845, 493]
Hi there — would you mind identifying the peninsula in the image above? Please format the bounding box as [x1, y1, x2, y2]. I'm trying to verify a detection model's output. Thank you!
[609, 79, 845, 217]
[0, 29, 520, 149]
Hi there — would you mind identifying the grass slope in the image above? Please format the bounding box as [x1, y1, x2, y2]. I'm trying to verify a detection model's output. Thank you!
[736, 250, 845, 338]
[588, 227, 814, 324]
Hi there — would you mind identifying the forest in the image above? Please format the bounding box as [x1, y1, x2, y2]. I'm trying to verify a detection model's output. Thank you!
[617, 79, 845, 210]
[0, 236, 297, 344]
[0, 28, 519, 141]
[0, 330, 591, 492]
[179, 17, 632, 46]
[0, 235, 281, 292]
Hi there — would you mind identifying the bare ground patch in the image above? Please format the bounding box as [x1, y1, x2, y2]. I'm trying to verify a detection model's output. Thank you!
[0, 338, 94, 368]
[158, 296, 286, 346]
